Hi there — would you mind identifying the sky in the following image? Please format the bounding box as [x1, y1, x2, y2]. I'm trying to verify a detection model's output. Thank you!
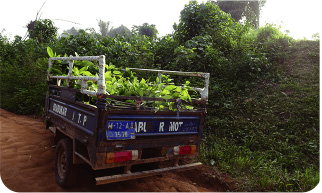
[0, 0, 321, 40]
[259, 0, 320, 39]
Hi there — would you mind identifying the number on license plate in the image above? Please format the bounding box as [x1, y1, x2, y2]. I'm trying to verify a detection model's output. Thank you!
[106, 121, 135, 140]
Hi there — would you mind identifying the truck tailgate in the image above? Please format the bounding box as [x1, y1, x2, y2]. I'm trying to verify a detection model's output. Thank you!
[106, 114, 200, 140]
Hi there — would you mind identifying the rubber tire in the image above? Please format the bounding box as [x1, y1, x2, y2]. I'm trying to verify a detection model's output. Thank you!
[55, 138, 74, 188]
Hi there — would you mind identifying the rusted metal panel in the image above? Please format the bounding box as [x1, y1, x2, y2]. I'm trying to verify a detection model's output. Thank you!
[128, 67, 208, 78]
[95, 152, 107, 169]
[93, 151, 198, 170]
[60, 89, 76, 102]
[95, 162, 202, 185]
[96, 135, 200, 152]
[48, 91, 97, 112]
[99, 95, 206, 113]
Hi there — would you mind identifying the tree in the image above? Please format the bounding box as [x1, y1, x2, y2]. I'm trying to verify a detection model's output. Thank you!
[215, 0, 266, 28]
[174, 1, 244, 45]
[97, 19, 111, 36]
[62, 27, 79, 37]
[90, 21, 131, 37]
[132, 23, 158, 40]
[214, 1, 246, 21]
[27, 19, 58, 43]
[108, 25, 131, 37]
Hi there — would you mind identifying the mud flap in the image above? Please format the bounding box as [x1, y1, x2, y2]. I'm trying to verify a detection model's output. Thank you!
[95, 162, 202, 185]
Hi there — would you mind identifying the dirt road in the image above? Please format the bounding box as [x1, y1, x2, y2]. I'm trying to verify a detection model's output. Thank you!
[0, 109, 228, 192]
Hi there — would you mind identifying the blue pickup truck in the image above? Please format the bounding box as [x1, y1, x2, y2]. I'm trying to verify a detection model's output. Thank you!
[45, 55, 209, 187]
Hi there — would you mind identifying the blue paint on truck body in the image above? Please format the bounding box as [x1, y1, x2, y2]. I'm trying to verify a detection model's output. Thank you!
[49, 98, 96, 135]
[105, 114, 200, 140]
[49, 98, 200, 140]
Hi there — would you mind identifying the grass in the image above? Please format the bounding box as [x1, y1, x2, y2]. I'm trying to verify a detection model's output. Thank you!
[200, 39, 319, 191]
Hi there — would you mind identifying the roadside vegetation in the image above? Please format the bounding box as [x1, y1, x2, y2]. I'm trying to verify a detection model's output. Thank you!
[0, 1, 319, 191]
[200, 38, 319, 191]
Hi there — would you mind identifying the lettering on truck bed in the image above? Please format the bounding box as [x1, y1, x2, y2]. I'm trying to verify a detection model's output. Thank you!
[49, 99, 96, 135]
[106, 115, 200, 140]
[134, 120, 199, 135]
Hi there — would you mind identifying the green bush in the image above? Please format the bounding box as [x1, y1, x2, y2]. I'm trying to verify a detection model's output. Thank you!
[0, 33, 48, 114]
[27, 19, 58, 44]
[1, 57, 48, 114]
[252, 24, 294, 66]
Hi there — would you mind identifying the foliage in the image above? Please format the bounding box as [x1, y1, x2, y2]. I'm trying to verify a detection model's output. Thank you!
[244, 0, 266, 28]
[0, 31, 50, 114]
[97, 19, 111, 37]
[172, 0, 260, 86]
[27, 19, 58, 43]
[0, 36, 48, 114]
[216, 0, 266, 27]
[215, 0, 246, 21]
[153, 35, 178, 69]
[108, 25, 131, 37]
[62, 27, 79, 36]
[174, 1, 243, 44]
[47, 46, 195, 111]
[199, 34, 319, 191]
[132, 23, 159, 40]
[311, 32, 320, 40]
[246, 23, 295, 75]
[96, 20, 131, 37]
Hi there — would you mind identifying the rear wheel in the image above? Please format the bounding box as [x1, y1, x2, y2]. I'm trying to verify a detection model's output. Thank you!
[55, 138, 73, 188]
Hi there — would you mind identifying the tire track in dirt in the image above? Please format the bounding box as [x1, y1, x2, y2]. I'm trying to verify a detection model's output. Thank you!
[0, 109, 227, 192]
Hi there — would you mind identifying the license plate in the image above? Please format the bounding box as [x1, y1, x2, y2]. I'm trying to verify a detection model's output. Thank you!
[106, 121, 136, 140]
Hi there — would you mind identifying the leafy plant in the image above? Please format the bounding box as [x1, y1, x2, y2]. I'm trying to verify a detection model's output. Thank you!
[47, 47, 196, 111]
[27, 19, 58, 44]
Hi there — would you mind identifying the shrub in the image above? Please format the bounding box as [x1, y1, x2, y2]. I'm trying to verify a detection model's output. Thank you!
[1, 57, 48, 114]
[27, 19, 58, 44]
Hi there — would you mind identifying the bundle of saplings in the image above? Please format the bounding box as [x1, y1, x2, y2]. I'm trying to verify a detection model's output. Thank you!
[47, 47, 196, 111]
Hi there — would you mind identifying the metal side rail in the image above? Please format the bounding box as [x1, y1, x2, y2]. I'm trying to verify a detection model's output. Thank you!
[95, 162, 202, 185]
